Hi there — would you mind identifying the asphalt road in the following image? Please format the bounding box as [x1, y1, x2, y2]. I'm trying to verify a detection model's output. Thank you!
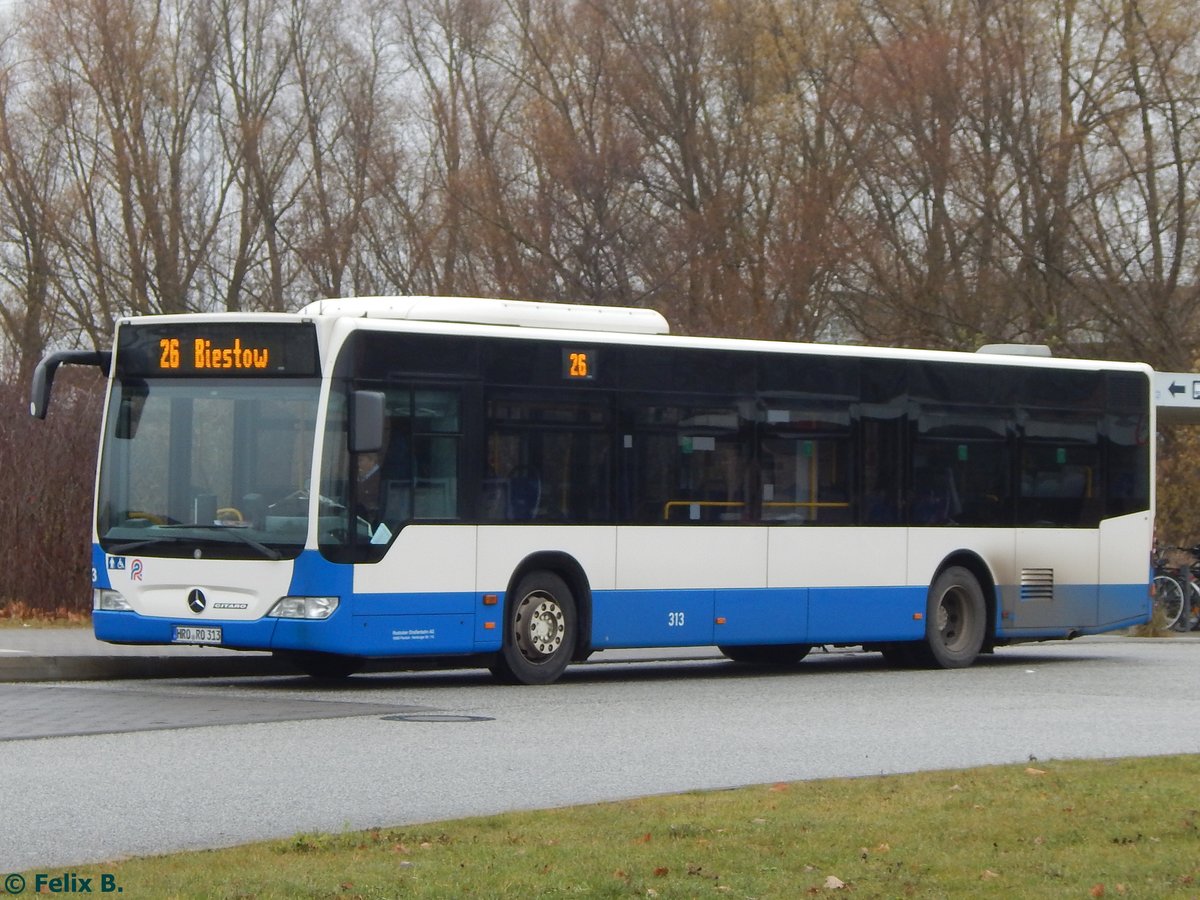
[3, 637, 1199, 873]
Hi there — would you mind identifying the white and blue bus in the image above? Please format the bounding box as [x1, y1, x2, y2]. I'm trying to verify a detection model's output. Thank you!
[31, 296, 1153, 682]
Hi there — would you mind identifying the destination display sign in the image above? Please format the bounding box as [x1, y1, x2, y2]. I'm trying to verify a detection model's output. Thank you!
[562, 348, 597, 381]
[116, 321, 320, 377]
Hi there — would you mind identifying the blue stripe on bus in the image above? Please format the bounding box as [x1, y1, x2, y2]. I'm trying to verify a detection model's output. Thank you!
[994, 581, 1151, 638]
[807, 585, 928, 643]
[94, 577, 1151, 659]
[287, 549, 353, 599]
[1099, 582, 1153, 628]
[589, 585, 929, 648]
[91, 544, 111, 591]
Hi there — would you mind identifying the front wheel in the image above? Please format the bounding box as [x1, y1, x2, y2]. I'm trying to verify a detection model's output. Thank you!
[490, 572, 577, 685]
[917, 566, 987, 668]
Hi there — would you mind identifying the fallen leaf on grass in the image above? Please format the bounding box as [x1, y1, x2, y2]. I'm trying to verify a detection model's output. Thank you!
[981, 869, 1000, 880]
[654, 867, 669, 877]
[824, 875, 846, 889]
[1090, 885, 1105, 898]
[1026, 767, 1047, 776]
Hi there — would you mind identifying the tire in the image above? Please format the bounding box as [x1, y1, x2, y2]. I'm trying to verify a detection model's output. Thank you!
[490, 572, 577, 685]
[917, 566, 987, 669]
[1152, 575, 1184, 630]
[278, 650, 365, 680]
[718, 644, 812, 665]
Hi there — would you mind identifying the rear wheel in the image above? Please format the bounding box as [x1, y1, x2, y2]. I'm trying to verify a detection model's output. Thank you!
[490, 572, 577, 685]
[916, 566, 986, 668]
[718, 644, 812, 665]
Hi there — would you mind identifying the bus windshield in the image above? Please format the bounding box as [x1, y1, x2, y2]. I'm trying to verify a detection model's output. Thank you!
[96, 377, 321, 559]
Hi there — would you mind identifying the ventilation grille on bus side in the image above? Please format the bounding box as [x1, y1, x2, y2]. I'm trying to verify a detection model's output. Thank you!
[1020, 568, 1055, 601]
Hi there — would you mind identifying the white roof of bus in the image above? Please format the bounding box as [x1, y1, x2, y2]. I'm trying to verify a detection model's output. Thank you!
[297, 295, 671, 335]
[295, 296, 1148, 375]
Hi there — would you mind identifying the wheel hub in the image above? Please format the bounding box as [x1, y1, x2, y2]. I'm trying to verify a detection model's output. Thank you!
[937, 589, 963, 645]
[516, 593, 565, 660]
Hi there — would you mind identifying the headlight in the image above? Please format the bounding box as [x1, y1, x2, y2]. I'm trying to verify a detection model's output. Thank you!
[268, 596, 340, 619]
[93, 589, 132, 611]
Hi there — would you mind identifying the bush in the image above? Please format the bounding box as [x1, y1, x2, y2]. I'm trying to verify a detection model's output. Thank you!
[0, 370, 104, 618]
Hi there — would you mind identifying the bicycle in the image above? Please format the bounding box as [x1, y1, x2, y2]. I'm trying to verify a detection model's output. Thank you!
[1151, 545, 1200, 631]
[1179, 548, 1200, 631]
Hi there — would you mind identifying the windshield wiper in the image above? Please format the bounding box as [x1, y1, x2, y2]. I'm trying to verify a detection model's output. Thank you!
[107, 535, 184, 555]
[166, 524, 283, 560]
[107, 524, 284, 560]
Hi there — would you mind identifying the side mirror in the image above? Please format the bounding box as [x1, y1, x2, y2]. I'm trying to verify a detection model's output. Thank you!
[349, 390, 385, 454]
[29, 350, 111, 419]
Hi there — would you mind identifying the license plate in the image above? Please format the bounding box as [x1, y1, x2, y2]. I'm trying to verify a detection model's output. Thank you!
[173, 625, 223, 645]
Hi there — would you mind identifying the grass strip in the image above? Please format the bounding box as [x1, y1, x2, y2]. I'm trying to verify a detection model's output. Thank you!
[23, 755, 1200, 898]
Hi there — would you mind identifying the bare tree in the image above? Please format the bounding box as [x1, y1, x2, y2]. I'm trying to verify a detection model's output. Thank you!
[1072, 0, 1200, 367]
[486, 0, 645, 304]
[22, 0, 224, 331]
[290, 0, 398, 300]
[394, 0, 517, 296]
[0, 34, 66, 378]
[212, 0, 300, 310]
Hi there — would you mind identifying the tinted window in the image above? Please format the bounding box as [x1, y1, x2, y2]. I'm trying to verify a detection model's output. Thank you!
[483, 392, 613, 522]
[911, 405, 1012, 526]
[759, 400, 852, 524]
[340, 332, 479, 380]
[623, 397, 752, 523]
[1017, 412, 1101, 526]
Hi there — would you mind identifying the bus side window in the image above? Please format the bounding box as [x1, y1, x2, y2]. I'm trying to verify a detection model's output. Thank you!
[484, 393, 612, 523]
